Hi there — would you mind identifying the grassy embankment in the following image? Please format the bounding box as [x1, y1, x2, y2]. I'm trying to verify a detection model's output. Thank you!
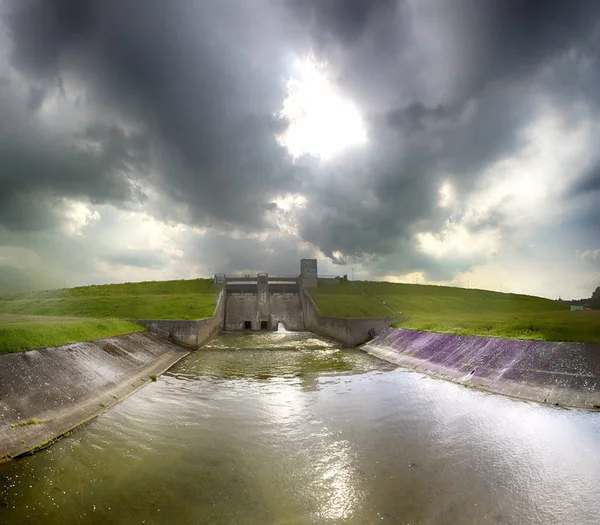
[309, 281, 600, 343]
[0, 279, 218, 353]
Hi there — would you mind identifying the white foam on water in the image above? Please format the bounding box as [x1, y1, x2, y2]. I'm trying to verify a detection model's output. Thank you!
[276, 322, 290, 333]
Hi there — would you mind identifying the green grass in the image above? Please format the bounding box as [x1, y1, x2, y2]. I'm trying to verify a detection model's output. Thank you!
[0, 279, 218, 320]
[0, 317, 146, 354]
[310, 282, 392, 317]
[10, 418, 47, 428]
[2, 279, 215, 299]
[0, 279, 218, 353]
[310, 281, 600, 343]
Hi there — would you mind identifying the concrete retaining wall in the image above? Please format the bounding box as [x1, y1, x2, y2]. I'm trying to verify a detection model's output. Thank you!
[363, 329, 600, 410]
[0, 332, 189, 462]
[301, 289, 396, 346]
[138, 290, 225, 348]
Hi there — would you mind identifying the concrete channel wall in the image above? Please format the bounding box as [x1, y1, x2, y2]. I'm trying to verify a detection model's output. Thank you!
[301, 289, 397, 347]
[0, 333, 189, 462]
[363, 329, 600, 410]
[138, 289, 226, 348]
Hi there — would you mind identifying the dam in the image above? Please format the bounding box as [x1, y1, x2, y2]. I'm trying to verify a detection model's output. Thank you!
[138, 259, 396, 348]
[223, 258, 325, 332]
[223, 273, 304, 331]
[1, 261, 599, 523]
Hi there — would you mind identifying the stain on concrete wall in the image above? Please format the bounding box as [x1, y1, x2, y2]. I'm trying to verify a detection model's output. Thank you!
[363, 329, 600, 409]
[0, 333, 189, 461]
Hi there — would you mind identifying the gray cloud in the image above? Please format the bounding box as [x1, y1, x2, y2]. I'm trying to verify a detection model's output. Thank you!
[571, 164, 600, 196]
[0, 0, 599, 292]
[104, 249, 169, 270]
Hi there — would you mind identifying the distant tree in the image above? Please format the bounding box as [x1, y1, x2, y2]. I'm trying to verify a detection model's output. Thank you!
[591, 286, 600, 310]
[561, 297, 589, 307]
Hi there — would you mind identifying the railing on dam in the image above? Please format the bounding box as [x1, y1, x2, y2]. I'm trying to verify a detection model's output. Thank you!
[223, 274, 299, 282]
[225, 283, 299, 295]
[224, 274, 300, 295]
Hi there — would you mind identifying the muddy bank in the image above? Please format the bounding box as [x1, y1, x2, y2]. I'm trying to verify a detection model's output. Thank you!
[0, 332, 188, 461]
[363, 329, 600, 409]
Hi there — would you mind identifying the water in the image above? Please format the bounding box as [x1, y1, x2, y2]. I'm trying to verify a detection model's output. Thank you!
[1, 331, 599, 524]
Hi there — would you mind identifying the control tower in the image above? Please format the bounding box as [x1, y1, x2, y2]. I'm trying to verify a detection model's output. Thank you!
[300, 258, 318, 287]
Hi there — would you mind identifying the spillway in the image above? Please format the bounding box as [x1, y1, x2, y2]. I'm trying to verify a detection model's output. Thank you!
[1, 331, 599, 524]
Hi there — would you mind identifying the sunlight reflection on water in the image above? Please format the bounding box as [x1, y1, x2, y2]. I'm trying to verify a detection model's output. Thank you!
[1, 331, 599, 524]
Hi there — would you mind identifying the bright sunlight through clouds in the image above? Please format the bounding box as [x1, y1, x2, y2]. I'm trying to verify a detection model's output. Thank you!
[277, 56, 367, 160]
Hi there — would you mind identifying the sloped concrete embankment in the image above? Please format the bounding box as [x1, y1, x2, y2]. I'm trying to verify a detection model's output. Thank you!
[137, 289, 225, 348]
[0, 332, 188, 462]
[301, 289, 397, 347]
[363, 329, 600, 409]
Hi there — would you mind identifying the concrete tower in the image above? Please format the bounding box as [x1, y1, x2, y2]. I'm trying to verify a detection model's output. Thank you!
[300, 259, 318, 287]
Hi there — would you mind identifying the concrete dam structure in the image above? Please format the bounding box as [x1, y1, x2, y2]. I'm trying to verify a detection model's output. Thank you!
[224, 273, 304, 331]
[138, 259, 396, 348]
[221, 262, 397, 345]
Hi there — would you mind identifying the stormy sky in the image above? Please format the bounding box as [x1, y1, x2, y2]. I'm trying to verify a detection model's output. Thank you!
[0, 0, 599, 299]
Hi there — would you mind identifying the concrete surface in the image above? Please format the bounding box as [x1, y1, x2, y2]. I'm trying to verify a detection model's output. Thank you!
[225, 293, 304, 331]
[269, 295, 304, 331]
[301, 289, 396, 347]
[363, 329, 600, 410]
[0, 332, 189, 462]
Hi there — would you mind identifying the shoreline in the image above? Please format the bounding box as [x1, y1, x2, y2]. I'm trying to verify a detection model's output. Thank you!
[362, 328, 600, 410]
[0, 332, 189, 462]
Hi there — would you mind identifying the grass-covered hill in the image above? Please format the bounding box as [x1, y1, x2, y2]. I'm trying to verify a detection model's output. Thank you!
[0, 279, 218, 320]
[1, 277, 597, 352]
[0, 279, 219, 353]
[310, 281, 600, 343]
[0, 314, 145, 354]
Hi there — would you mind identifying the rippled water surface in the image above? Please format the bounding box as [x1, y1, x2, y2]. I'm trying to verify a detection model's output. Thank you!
[1, 331, 600, 524]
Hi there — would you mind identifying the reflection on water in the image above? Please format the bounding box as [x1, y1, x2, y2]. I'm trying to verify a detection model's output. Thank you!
[1, 331, 599, 524]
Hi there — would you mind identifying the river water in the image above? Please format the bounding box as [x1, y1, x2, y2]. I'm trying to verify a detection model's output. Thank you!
[1, 330, 599, 524]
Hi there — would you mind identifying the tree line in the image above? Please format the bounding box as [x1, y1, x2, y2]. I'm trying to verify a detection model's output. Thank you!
[559, 286, 600, 309]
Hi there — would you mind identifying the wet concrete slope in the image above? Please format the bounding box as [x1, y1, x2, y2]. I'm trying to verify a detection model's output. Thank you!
[0, 333, 188, 461]
[363, 329, 600, 409]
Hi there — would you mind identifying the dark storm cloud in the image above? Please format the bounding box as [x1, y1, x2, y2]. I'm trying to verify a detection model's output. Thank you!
[2, 0, 302, 232]
[467, 0, 598, 84]
[287, 0, 600, 275]
[0, 89, 149, 231]
[571, 164, 600, 196]
[1, 0, 600, 282]
[291, 0, 398, 45]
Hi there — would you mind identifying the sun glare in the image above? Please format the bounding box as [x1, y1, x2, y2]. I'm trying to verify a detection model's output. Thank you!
[277, 57, 367, 160]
